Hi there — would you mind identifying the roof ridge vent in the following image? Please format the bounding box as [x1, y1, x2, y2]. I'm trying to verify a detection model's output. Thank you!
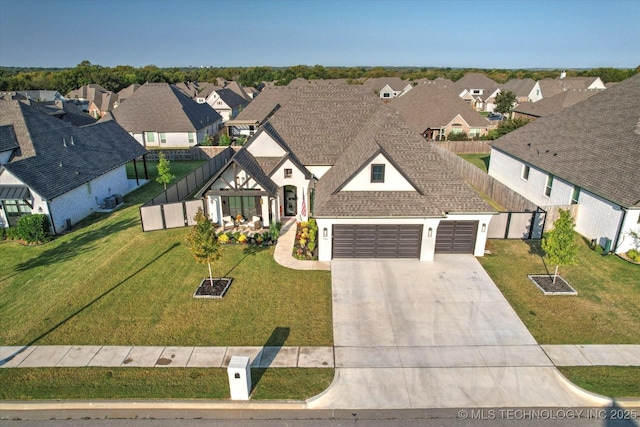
[70, 136, 75, 145]
[63, 138, 67, 147]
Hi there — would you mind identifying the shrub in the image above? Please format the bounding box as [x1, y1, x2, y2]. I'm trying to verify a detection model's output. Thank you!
[17, 214, 51, 243]
[218, 234, 230, 244]
[0, 227, 5, 241]
[627, 249, 640, 262]
[447, 131, 468, 141]
[218, 134, 231, 146]
[5, 227, 20, 240]
[269, 222, 281, 242]
[238, 234, 248, 244]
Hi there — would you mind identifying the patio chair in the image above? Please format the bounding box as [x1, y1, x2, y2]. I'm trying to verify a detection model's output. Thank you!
[247, 216, 262, 230]
[222, 215, 235, 230]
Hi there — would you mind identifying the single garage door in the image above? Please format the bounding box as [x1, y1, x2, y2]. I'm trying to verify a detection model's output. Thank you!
[435, 221, 478, 254]
[332, 224, 422, 259]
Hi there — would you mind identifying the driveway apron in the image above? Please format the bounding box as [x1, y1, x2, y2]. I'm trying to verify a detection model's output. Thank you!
[308, 256, 609, 409]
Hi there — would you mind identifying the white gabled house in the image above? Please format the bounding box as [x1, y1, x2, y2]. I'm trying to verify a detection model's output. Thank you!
[0, 100, 148, 234]
[197, 86, 496, 261]
[489, 74, 640, 254]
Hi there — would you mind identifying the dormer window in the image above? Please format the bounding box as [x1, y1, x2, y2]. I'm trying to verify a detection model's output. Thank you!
[371, 164, 385, 183]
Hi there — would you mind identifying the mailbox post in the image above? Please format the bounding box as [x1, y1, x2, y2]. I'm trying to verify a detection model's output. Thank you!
[227, 356, 251, 400]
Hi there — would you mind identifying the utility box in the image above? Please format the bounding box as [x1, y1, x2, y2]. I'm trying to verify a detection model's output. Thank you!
[227, 356, 251, 400]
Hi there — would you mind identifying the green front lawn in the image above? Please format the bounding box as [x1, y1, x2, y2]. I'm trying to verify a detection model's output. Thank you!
[478, 237, 640, 399]
[479, 237, 640, 344]
[0, 160, 333, 400]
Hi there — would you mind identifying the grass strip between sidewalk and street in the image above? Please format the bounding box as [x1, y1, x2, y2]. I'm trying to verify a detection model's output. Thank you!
[0, 368, 335, 400]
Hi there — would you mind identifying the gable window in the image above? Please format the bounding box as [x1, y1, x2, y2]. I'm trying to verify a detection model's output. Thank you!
[188, 132, 195, 144]
[159, 132, 167, 144]
[284, 168, 292, 178]
[371, 164, 385, 183]
[145, 132, 155, 143]
[521, 165, 530, 181]
[544, 174, 554, 197]
[382, 92, 391, 98]
[571, 186, 581, 204]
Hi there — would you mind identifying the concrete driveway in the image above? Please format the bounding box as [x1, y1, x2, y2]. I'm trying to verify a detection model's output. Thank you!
[308, 256, 609, 409]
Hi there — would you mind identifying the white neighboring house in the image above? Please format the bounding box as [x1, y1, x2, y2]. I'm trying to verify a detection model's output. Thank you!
[363, 77, 413, 100]
[198, 86, 495, 261]
[0, 100, 148, 234]
[488, 74, 640, 254]
[109, 82, 222, 148]
[205, 88, 250, 122]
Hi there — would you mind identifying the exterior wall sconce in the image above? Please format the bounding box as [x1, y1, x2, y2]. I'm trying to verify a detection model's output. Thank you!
[323, 228, 328, 238]
[481, 223, 486, 232]
[428, 227, 433, 237]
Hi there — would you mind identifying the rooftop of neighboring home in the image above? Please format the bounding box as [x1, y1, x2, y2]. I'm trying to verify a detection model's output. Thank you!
[30, 100, 97, 127]
[109, 82, 222, 133]
[0, 100, 147, 200]
[389, 83, 490, 133]
[116, 84, 140, 103]
[66, 84, 109, 101]
[538, 76, 606, 98]
[287, 78, 352, 88]
[229, 86, 301, 125]
[501, 78, 537, 98]
[490, 73, 640, 208]
[362, 76, 411, 92]
[212, 88, 250, 110]
[512, 89, 599, 118]
[453, 73, 500, 97]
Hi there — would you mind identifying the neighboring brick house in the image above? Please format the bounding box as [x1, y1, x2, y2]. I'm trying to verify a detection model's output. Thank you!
[0, 100, 147, 234]
[198, 86, 495, 262]
[488, 74, 640, 254]
[109, 82, 222, 148]
[389, 82, 492, 140]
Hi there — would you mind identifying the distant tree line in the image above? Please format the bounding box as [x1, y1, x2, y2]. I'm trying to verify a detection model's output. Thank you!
[0, 60, 637, 95]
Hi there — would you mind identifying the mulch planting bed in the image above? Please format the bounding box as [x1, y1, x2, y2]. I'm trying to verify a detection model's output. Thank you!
[193, 277, 233, 299]
[528, 274, 577, 295]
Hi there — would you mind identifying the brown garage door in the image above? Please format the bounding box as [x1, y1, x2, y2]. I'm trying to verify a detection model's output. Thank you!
[332, 224, 422, 259]
[435, 221, 478, 254]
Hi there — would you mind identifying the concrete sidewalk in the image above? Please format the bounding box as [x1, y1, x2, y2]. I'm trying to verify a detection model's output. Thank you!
[0, 346, 334, 369]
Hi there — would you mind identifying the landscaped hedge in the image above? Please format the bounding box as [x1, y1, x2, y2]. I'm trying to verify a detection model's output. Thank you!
[16, 214, 52, 244]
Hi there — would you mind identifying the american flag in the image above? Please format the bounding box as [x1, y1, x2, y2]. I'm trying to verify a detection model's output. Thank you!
[301, 188, 307, 217]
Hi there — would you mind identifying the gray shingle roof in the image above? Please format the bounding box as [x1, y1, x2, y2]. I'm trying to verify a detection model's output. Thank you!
[0, 100, 147, 200]
[362, 77, 409, 92]
[0, 124, 19, 153]
[490, 73, 640, 208]
[501, 78, 537, 97]
[214, 88, 250, 110]
[267, 86, 383, 165]
[454, 73, 499, 92]
[313, 105, 493, 217]
[231, 86, 300, 125]
[513, 90, 599, 118]
[110, 82, 221, 133]
[389, 83, 490, 133]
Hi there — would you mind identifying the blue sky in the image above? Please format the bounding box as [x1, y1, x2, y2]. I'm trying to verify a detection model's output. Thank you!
[1, 0, 638, 69]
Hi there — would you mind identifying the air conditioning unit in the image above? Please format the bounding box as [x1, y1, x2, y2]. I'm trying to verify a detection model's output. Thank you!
[103, 196, 116, 209]
[113, 194, 123, 205]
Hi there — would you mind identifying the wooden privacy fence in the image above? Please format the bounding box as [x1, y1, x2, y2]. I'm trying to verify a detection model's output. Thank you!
[139, 147, 233, 231]
[432, 143, 537, 212]
[433, 140, 491, 154]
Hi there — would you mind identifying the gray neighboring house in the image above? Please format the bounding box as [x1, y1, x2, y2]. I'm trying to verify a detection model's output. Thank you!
[0, 100, 148, 234]
[489, 74, 640, 254]
[109, 82, 222, 148]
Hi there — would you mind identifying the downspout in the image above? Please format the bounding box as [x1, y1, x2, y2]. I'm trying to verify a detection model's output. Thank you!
[612, 207, 628, 254]
[46, 200, 57, 235]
